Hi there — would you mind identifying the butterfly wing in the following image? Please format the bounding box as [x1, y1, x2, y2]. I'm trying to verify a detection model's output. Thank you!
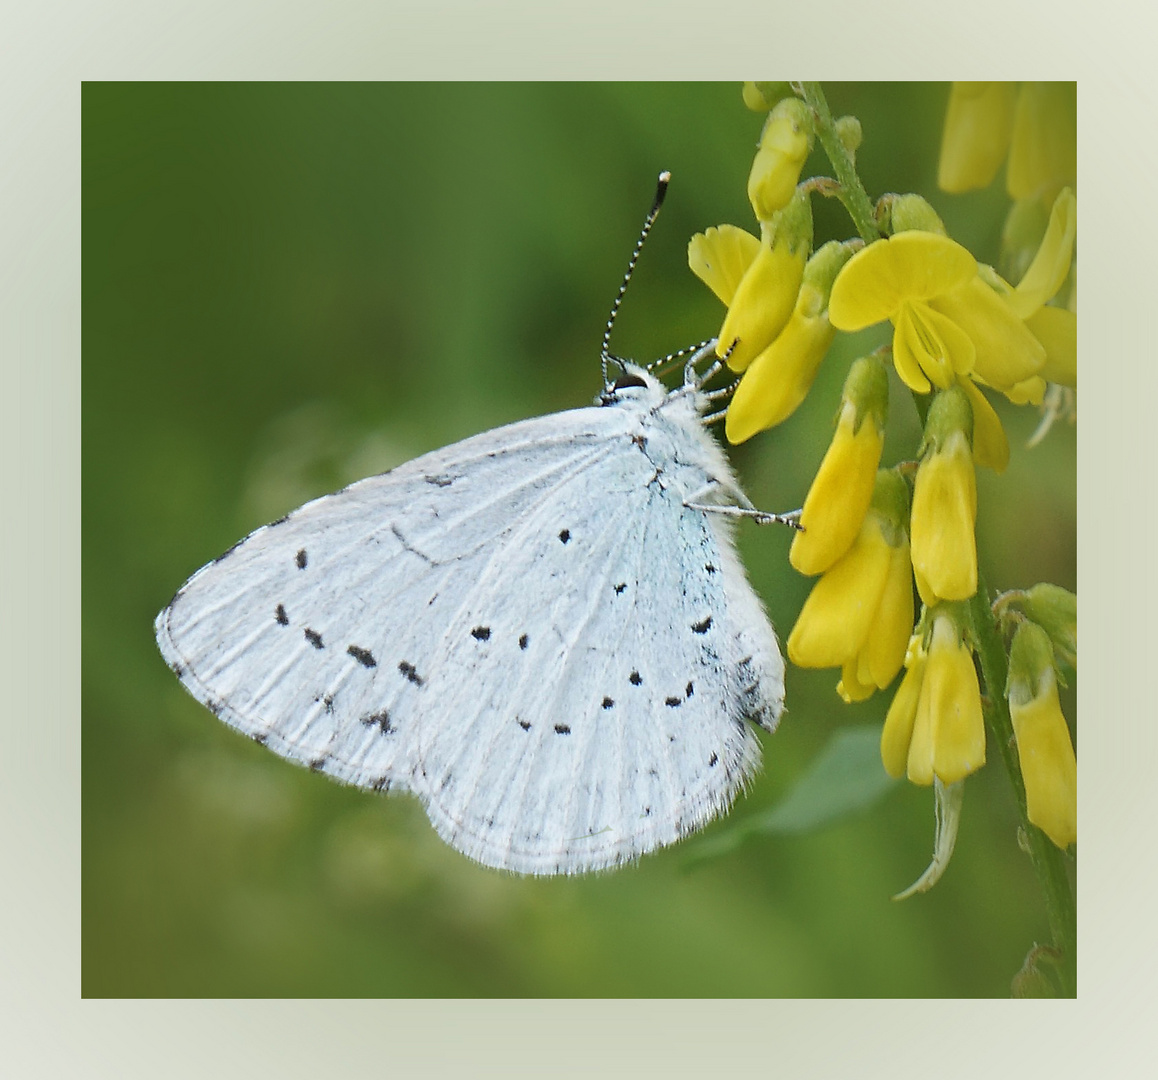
[157, 397, 784, 875]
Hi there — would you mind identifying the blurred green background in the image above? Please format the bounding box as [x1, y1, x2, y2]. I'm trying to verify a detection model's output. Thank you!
[83, 83, 1075, 997]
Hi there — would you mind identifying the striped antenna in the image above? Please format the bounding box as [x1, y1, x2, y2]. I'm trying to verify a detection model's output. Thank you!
[601, 170, 671, 383]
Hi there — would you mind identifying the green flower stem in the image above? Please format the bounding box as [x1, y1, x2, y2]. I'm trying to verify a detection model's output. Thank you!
[969, 582, 1076, 996]
[797, 82, 881, 244]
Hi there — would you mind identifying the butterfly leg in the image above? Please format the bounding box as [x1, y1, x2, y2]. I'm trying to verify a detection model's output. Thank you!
[684, 501, 803, 531]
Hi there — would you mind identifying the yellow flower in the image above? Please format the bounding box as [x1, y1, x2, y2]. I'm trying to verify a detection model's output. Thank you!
[905, 609, 986, 786]
[788, 470, 913, 701]
[910, 386, 977, 604]
[747, 97, 814, 221]
[937, 82, 1075, 204]
[938, 83, 1019, 194]
[828, 231, 1046, 398]
[689, 188, 811, 373]
[788, 355, 887, 575]
[724, 239, 855, 443]
[1007, 82, 1077, 203]
[1007, 621, 1077, 849]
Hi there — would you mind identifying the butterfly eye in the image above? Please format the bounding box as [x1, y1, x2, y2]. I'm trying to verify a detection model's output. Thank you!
[611, 373, 648, 392]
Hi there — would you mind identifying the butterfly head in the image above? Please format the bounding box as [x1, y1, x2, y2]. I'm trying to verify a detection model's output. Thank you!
[596, 363, 669, 409]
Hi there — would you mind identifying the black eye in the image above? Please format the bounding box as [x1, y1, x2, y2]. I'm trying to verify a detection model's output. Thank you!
[611, 373, 648, 391]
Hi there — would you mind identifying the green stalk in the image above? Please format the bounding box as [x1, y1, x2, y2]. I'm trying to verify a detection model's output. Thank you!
[797, 82, 881, 244]
[969, 582, 1077, 996]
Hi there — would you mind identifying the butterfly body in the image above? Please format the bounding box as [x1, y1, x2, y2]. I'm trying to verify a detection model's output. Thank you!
[157, 362, 785, 874]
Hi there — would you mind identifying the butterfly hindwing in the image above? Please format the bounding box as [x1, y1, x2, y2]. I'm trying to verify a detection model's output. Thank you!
[415, 455, 773, 873]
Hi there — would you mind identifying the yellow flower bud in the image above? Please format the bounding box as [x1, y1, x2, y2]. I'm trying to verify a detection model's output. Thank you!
[1019, 583, 1077, 672]
[724, 240, 855, 443]
[742, 81, 791, 112]
[906, 611, 986, 786]
[790, 470, 913, 701]
[747, 97, 814, 221]
[789, 356, 888, 575]
[1007, 621, 1077, 849]
[716, 190, 811, 372]
[911, 388, 977, 604]
[938, 82, 1018, 194]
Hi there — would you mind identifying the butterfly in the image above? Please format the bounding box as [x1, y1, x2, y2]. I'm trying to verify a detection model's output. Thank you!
[155, 174, 793, 875]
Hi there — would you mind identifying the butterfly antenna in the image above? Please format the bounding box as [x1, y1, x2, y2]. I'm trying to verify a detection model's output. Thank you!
[601, 170, 671, 384]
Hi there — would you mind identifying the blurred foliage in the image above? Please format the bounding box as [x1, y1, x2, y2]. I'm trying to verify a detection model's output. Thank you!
[83, 83, 1075, 997]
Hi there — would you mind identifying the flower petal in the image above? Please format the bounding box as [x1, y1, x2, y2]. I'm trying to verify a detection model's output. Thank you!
[958, 377, 1010, 473]
[688, 225, 761, 307]
[1026, 306, 1077, 388]
[1008, 188, 1076, 318]
[862, 539, 915, 688]
[717, 239, 805, 372]
[932, 276, 1045, 391]
[893, 300, 976, 392]
[829, 232, 977, 331]
[882, 644, 926, 779]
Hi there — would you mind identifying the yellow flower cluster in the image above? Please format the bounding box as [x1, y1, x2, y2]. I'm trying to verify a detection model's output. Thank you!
[685, 84, 1078, 866]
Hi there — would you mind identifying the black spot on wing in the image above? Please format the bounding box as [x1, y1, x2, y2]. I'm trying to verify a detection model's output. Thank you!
[686, 681, 694, 698]
[309, 756, 328, 772]
[371, 776, 392, 792]
[705, 563, 718, 574]
[708, 752, 719, 767]
[471, 626, 491, 641]
[518, 633, 529, 650]
[275, 604, 289, 626]
[347, 644, 376, 667]
[629, 670, 642, 686]
[518, 719, 531, 731]
[296, 549, 308, 570]
[692, 616, 713, 634]
[398, 660, 424, 685]
[304, 628, 324, 649]
[665, 696, 681, 708]
[425, 474, 454, 487]
[613, 582, 626, 595]
[554, 724, 571, 735]
[169, 661, 184, 678]
[558, 529, 571, 544]
[361, 710, 393, 734]
[602, 696, 614, 709]
[252, 732, 268, 745]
